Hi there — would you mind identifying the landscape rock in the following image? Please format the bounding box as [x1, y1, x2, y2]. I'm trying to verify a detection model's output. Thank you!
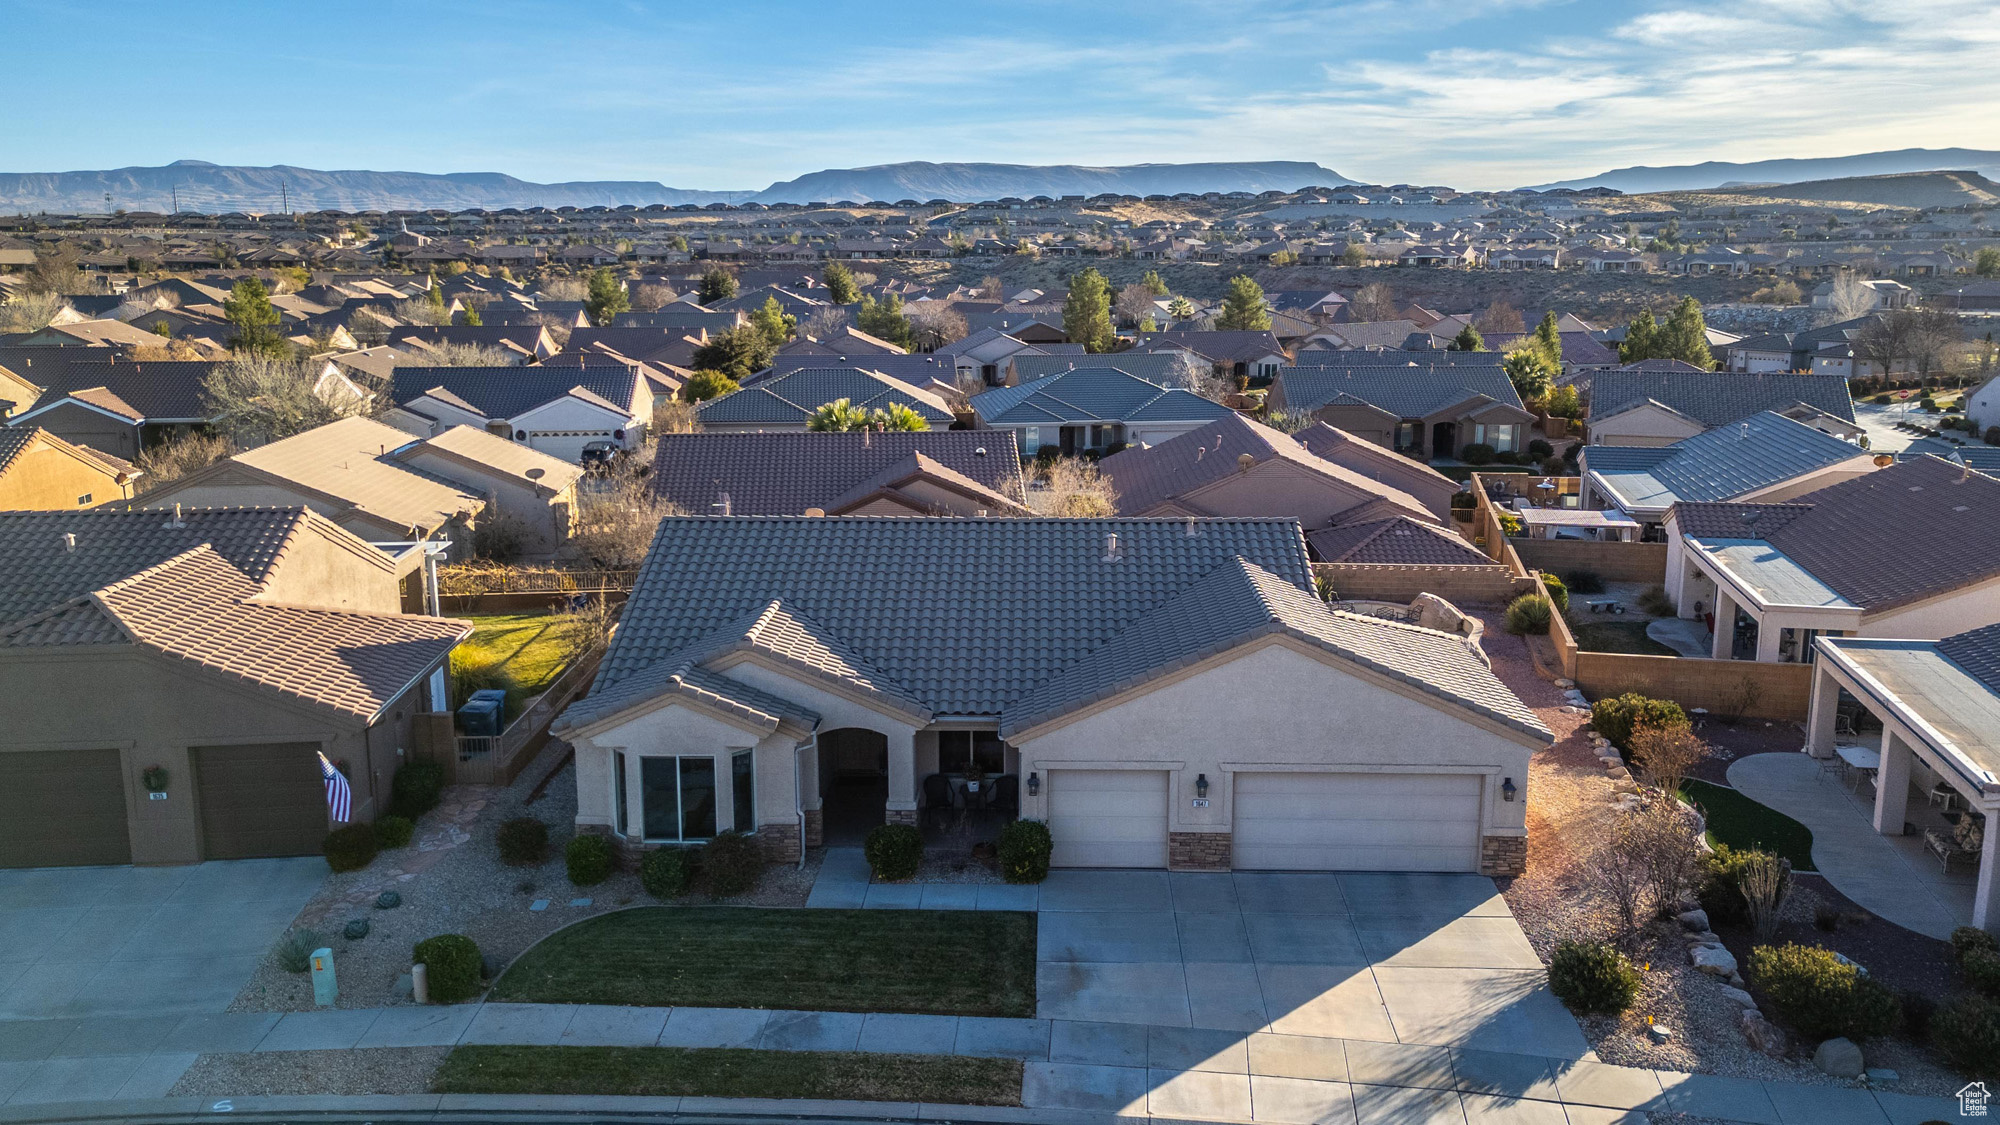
[1676, 909, 1711, 931]
[1741, 1010, 1788, 1056]
[1717, 985, 1757, 1009]
[1814, 1037, 1865, 1078]
[1613, 780, 1640, 794]
[1685, 931, 1721, 946]
[1647, 1024, 1674, 1044]
[1554, 678, 1575, 689]
[1690, 944, 1738, 976]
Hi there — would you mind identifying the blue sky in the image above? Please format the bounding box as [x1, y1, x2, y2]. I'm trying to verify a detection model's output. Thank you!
[4, 0, 1995, 190]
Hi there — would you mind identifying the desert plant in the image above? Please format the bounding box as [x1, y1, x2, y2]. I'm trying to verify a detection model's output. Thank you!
[864, 823, 924, 881]
[1594, 819, 1653, 940]
[1547, 940, 1641, 1014]
[1561, 570, 1606, 594]
[565, 834, 615, 885]
[701, 831, 764, 898]
[390, 760, 445, 820]
[1590, 693, 1690, 752]
[374, 815, 414, 849]
[1954, 926, 2000, 962]
[1748, 943, 1901, 1041]
[998, 819, 1054, 884]
[274, 929, 324, 973]
[497, 817, 550, 866]
[413, 934, 484, 1003]
[1628, 723, 1713, 793]
[1637, 586, 1675, 616]
[322, 824, 379, 873]
[1629, 796, 1706, 919]
[1699, 844, 1792, 926]
[1503, 593, 1553, 635]
[1540, 572, 1569, 614]
[1935, 995, 2000, 1076]
[1738, 849, 1788, 941]
[640, 846, 698, 899]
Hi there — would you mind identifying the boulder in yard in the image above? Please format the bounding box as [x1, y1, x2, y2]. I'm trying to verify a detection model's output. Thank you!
[1814, 1037, 1864, 1078]
[1690, 944, 1738, 977]
[1741, 1010, 1788, 1056]
[1717, 985, 1757, 1009]
[1676, 909, 1710, 931]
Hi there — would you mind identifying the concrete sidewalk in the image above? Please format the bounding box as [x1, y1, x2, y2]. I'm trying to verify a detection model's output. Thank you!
[0, 1001, 1959, 1123]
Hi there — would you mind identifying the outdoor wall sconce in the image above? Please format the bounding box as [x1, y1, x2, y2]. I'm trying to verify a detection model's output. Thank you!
[1195, 774, 1209, 799]
[1026, 772, 1039, 796]
[1502, 777, 1517, 802]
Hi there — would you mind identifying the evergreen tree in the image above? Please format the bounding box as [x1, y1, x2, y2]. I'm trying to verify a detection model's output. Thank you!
[222, 279, 286, 357]
[1662, 296, 1715, 370]
[426, 282, 446, 316]
[856, 293, 914, 349]
[584, 268, 629, 324]
[697, 268, 738, 305]
[1140, 269, 1169, 296]
[1619, 311, 1662, 364]
[1062, 268, 1116, 353]
[690, 324, 776, 381]
[1451, 324, 1485, 352]
[750, 295, 796, 346]
[680, 369, 739, 403]
[1532, 311, 1563, 365]
[1215, 274, 1272, 331]
[460, 304, 482, 326]
[822, 262, 860, 304]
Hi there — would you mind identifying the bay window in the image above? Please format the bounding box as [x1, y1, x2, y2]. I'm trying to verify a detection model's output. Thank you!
[642, 756, 717, 842]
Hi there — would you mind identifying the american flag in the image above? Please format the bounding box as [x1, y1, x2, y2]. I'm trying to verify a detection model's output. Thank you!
[318, 751, 352, 823]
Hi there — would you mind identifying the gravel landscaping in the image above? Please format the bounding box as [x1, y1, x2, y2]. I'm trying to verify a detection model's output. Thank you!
[230, 743, 819, 1013]
[168, 1047, 448, 1097]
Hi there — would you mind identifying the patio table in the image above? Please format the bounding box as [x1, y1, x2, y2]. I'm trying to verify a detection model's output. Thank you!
[1835, 744, 1881, 794]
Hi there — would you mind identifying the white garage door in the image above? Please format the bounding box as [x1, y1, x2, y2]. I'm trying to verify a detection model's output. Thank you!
[1233, 772, 1482, 872]
[1049, 769, 1168, 868]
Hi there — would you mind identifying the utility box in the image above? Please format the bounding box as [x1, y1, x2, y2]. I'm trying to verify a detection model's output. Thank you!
[310, 947, 337, 1007]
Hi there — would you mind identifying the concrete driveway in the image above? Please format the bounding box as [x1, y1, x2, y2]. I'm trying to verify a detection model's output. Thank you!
[0, 859, 324, 1020]
[1034, 870, 1588, 1060]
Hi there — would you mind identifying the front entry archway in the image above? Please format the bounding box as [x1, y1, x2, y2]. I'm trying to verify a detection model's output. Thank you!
[818, 728, 888, 846]
[1431, 421, 1457, 460]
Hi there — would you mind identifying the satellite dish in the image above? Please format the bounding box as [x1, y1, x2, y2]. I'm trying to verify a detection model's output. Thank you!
[525, 467, 545, 479]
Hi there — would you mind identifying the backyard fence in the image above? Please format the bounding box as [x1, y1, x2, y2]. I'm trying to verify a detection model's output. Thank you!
[438, 565, 638, 613]
[413, 640, 608, 787]
[1512, 539, 1669, 585]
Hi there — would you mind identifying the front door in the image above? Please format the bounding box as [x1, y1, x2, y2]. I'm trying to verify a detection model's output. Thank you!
[1431, 421, 1457, 459]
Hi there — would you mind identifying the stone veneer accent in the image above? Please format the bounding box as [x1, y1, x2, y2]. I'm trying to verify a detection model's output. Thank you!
[803, 808, 824, 848]
[1480, 834, 1527, 877]
[885, 809, 918, 828]
[757, 822, 802, 863]
[1169, 831, 1231, 871]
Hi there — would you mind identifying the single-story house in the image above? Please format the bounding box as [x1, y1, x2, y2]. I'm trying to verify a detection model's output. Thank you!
[968, 367, 1236, 456]
[1138, 330, 1291, 382]
[1586, 369, 1858, 448]
[1581, 410, 1878, 531]
[0, 507, 467, 867]
[650, 430, 1029, 517]
[0, 426, 142, 509]
[696, 368, 956, 434]
[1293, 423, 1462, 519]
[550, 517, 1548, 873]
[387, 364, 657, 462]
[933, 328, 1058, 388]
[387, 325, 559, 364]
[1267, 362, 1533, 460]
[1666, 456, 2000, 662]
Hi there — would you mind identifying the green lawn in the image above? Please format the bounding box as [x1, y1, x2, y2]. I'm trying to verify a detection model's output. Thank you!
[434, 1045, 1022, 1105]
[1572, 619, 1679, 657]
[1680, 778, 1817, 871]
[456, 613, 588, 715]
[492, 907, 1037, 1018]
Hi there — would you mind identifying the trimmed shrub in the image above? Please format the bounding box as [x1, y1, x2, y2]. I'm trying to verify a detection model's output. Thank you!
[1503, 593, 1553, 635]
[1698, 844, 1792, 926]
[413, 934, 484, 1003]
[1494, 450, 1523, 466]
[1748, 942, 1901, 1041]
[1561, 570, 1606, 595]
[1526, 438, 1554, 460]
[1449, 491, 1477, 510]
[1460, 442, 1496, 465]
[1873, 393, 1892, 405]
[390, 760, 445, 820]
[1953, 926, 1999, 964]
[640, 846, 698, 899]
[1548, 940, 1641, 1015]
[701, 831, 764, 898]
[1985, 425, 2000, 446]
[865, 823, 924, 881]
[1935, 995, 2000, 1076]
[998, 819, 1054, 884]
[1965, 947, 2000, 998]
[374, 815, 414, 849]
[323, 824, 379, 873]
[1540, 456, 1567, 476]
[497, 817, 550, 866]
[1590, 693, 1689, 752]
[565, 834, 614, 886]
[1541, 573, 1569, 614]
[274, 929, 323, 973]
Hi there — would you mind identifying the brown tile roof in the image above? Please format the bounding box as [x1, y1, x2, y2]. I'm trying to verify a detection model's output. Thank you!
[220, 416, 484, 535]
[398, 424, 583, 495]
[1307, 516, 1498, 566]
[649, 431, 1026, 516]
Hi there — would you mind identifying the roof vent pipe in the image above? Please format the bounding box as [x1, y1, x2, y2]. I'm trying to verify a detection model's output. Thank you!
[1103, 532, 1122, 562]
[61, 532, 75, 553]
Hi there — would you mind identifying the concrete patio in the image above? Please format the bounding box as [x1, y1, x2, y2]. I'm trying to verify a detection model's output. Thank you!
[1727, 752, 1974, 939]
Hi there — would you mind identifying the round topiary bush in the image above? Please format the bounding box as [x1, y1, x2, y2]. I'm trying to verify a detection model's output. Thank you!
[701, 831, 765, 898]
[390, 760, 445, 820]
[1935, 994, 2000, 1077]
[497, 817, 551, 867]
[1504, 594, 1553, 635]
[640, 846, 698, 899]
[565, 834, 615, 886]
[998, 819, 1054, 884]
[1460, 442, 1496, 465]
[1589, 693, 1690, 752]
[374, 815, 414, 849]
[864, 823, 923, 881]
[323, 823, 379, 873]
[1747, 942, 1901, 1041]
[413, 933, 484, 1003]
[1526, 438, 1554, 460]
[1548, 940, 1640, 1015]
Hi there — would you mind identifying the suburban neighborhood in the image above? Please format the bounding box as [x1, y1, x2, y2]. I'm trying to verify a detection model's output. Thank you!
[5, 5, 2000, 1124]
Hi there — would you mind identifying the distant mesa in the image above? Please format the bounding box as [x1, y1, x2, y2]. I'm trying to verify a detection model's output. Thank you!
[1529, 147, 2000, 194]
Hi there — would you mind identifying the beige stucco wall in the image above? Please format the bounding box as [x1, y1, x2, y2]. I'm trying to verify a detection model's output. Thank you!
[394, 449, 570, 554]
[1739, 456, 1879, 503]
[1588, 406, 1705, 447]
[1864, 575, 2000, 641]
[0, 441, 130, 509]
[1009, 638, 1532, 839]
[570, 699, 796, 836]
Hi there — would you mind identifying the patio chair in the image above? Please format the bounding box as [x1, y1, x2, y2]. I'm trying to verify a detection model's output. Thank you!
[990, 773, 1019, 816]
[921, 773, 956, 828]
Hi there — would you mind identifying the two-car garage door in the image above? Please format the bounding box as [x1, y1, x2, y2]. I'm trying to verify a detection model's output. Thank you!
[1234, 772, 1481, 872]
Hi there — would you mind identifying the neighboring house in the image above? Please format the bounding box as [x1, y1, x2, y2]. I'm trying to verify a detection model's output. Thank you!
[550, 517, 1547, 873]
[388, 425, 584, 556]
[752, 354, 964, 397]
[1267, 361, 1532, 459]
[0, 507, 467, 867]
[1305, 514, 1498, 567]
[1581, 411, 1879, 531]
[1665, 456, 2000, 662]
[968, 367, 1235, 456]
[0, 426, 141, 508]
[1138, 330, 1291, 381]
[1967, 373, 2000, 436]
[387, 364, 657, 462]
[650, 430, 1028, 517]
[933, 328, 1053, 388]
[388, 325, 559, 364]
[1100, 413, 1437, 527]
[1586, 369, 1858, 447]
[1722, 318, 1877, 375]
[696, 368, 956, 434]
[1292, 423, 1462, 519]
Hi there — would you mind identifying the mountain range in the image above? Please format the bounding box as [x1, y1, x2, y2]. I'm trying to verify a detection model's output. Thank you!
[1529, 148, 2000, 194]
[0, 159, 1352, 213]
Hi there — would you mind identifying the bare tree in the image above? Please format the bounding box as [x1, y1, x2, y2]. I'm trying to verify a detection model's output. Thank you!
[630, 282, 678, 312]
[568, 469, 684, 567]
[202, 353, 368, 449]
[1162, 351, 1230, 401]
[1115, 283, 1158, 327]
[1030, 458, 1119, 517]
[1350, 282, 1398, 322]
[650, 397, 701, 435]
[1857, 308, 1963, 383]
[799, 306, 851, 340]
[21, 245, 86, 296]
[537, 276, 589, 302]
[1476, 299, 1525, 334]
[400, 341, 517, 367]
[1593, 819, 1652, 944]
[1628, 797, 1705, 920]
[135, 432, 234, 493]
[907, 301, 969, 349]
[393, 297, 454, 327]
[1629, 724, 1714, 794]
[0, 290, 72, 333]
[975, 275, 1006, 300]
[1826, 272, 1877, 320]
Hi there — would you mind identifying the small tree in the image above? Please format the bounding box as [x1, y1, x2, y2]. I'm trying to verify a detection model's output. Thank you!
[0, 290, 71, 334]
[1166, 295, 1195, 321]
[569, 468, 682, 567]
[1032, 458, 1118, 516]
[822, 261, 860, 304]
[696, 268, 738, 304]
[135, 431, 233, 493]
[1628, 796, 1705, 920]
[1476, 299, 1524, 334]
[1114, 283, 1157, 328]
[806, 398, 929, 432]
[680, 369, 739, 403]
[1662, 296, 1714, 370]
[584, 268, 629, 325]
[1339, 243, 1366, 267]
[855, 293, 914, 349]
[1977, 247, 2000, 278]
[1350, 282, 1397, 322]
[690, 324, 777, 381]
[1062, 268, 1116, 353]
[631, 281, 678, 312]
[1451, 324, 1485, 352]
[1619, 310, 1661, 364]
[1502, 345, 1556, 403]
[1140, 269, 1168, 296]
[222, 278, 287, 356]
[1629, 723, 1714, 794]
[907, 301, 968, 349]
[1215, 274, 1272, 331]
[749, 295, 796, 347]
[203, 353, 363, 448]
[402, 341, 515, 367]
[1532, 310, 1563, 366]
